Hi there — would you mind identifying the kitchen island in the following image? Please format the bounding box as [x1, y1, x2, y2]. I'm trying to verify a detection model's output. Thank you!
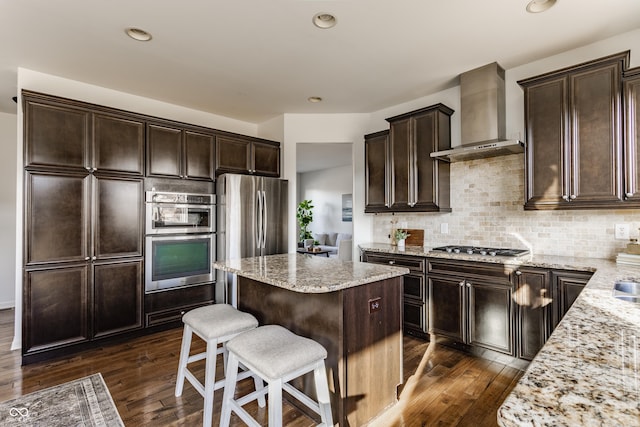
[213, 253, 410, 426]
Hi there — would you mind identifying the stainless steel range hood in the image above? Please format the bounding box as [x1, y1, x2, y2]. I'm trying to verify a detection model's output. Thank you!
[431, 62, 524, 162]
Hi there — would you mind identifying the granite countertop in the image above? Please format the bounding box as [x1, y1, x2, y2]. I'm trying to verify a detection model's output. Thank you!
[360, 243, 640, 426]
[213, 253, 409, 293]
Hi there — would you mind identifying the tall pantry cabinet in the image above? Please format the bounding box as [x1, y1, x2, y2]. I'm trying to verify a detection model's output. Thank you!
[22, 92, 144, 361]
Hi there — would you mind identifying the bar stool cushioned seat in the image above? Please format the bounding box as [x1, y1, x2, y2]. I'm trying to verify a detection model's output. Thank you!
[221, 325, 333, 427]
[175, 304, 263, 427]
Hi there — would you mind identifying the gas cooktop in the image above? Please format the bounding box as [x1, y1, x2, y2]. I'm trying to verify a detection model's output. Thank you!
[431, 245, 530, 257]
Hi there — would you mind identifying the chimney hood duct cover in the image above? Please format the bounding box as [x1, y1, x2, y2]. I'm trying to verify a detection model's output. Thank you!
[431, 62, 524, 162]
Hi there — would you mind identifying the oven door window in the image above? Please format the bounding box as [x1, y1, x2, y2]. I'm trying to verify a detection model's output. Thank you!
[152, 205, 210, 229]
[152, 237, 211, 281]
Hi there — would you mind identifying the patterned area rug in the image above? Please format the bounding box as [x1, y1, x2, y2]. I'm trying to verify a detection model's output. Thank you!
[0, 373, 123, 426]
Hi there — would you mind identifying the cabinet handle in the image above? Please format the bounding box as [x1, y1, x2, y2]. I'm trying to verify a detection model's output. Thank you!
[92, 256, 97, 260]
[570, 194, 576, 200]
[515, 270, 522, 276]
[466, 282, 471, 288]
[562, 195, 569, 201]
[85, 257, 90, 261]
[626, 192, 633, 198]
[459, 281, 465, 287]
[388, 260, 395, 265]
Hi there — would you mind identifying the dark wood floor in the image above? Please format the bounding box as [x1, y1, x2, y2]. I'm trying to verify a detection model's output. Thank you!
[0, 309, 525, 426]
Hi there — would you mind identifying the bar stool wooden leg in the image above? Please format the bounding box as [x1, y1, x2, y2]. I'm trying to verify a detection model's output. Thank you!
[203, 339, 219, 427]
[219, 353, 239, 427]
[174, 325, 193, 397]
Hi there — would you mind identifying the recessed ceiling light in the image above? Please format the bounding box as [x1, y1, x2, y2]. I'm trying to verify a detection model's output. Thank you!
[312, 13, 337, 29]
[526, 0, 557, 13]
[308, 96, 323, 103]
[125, 27, 152, 41]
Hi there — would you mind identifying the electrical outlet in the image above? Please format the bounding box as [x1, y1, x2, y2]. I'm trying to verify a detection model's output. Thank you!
[615, 223, 630, 240]
[368, 297, 381, 314]
[441, 223, 449, 234]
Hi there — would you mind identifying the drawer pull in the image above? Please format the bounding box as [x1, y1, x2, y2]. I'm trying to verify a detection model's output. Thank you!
[459, 281, 465, 287]
[388, 260, 395, 265]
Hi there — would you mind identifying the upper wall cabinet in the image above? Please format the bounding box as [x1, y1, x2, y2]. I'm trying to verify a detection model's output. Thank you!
[365, 104, 453, 213]
[216, 135, 280, 177]
[146, 122, 215, 181]
[24, 93, 145, 176]
[519, 52, 630, 210]
[624, 68, 640, 202]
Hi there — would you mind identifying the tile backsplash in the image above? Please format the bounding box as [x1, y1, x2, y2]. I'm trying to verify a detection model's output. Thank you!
[370, 154, 640, 260]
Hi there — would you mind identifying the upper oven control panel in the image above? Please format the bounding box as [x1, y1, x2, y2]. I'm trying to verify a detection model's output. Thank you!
[146, 191, 215, 205]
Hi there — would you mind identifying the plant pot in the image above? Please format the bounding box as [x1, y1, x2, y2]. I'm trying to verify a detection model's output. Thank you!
[397, 239, 405, 249]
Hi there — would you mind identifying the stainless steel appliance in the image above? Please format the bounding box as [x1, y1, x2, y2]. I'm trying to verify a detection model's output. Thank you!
[216, 174, 288, 302]
[431, 245, 529, 257]
[145, 190, 216, 293]
[145, 191, 215, 235]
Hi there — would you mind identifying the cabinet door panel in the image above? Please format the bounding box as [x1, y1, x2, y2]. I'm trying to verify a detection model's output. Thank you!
[523, 77, 568, 207]
[413, 111, 438, 209]
[364, 132, 388, 212]
[94, 176, 143, 258]
[553, 271, 591, 328]
[404, 299, 426, 335]
[216, 135, 251, 174]
[25, 101, 89, 169]
[147, 124, 182, 178]
[389, 118, 411, 208]
[93, 114, 144, 175]
[515, 269, 551, 360]
[184, 130, 214, 180]
[429, 276, 464, 341]
[404, 274, 425, 300]
[624, 74, 640, 200]
[253, 141, 280, 177]
[570, 64, 622, 202]
[94, 260, 143, 338]
[25, 171, 90, 265]
[23, 265, 89, 354]
[468, 281, 513, 355]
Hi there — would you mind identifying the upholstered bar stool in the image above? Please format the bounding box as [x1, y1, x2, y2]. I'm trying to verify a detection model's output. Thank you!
[175, 304, 265, 427]
[220, 325, 333, 427]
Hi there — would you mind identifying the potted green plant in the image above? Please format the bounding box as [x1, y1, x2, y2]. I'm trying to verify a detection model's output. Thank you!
[394, 229, 410, 249]
[296, 199, 314, 244]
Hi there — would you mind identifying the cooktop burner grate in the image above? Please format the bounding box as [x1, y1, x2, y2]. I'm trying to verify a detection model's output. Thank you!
[431, 245, 530, 257]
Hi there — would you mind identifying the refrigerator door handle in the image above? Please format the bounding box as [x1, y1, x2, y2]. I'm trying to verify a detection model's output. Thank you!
[261, 190, 267, 249]
[256, 189, 263, 250]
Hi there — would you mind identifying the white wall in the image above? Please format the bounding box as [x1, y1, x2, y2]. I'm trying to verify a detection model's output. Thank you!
[0, 112, 17, 309]
[298, 164, 353, 237]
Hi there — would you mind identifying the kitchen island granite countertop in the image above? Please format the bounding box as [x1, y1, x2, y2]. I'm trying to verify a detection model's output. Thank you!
[213, 252, 410, 293]
[360, 243, 640, 426]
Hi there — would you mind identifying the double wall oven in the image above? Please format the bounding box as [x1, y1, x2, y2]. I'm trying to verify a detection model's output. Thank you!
[145, 191, 216, 293]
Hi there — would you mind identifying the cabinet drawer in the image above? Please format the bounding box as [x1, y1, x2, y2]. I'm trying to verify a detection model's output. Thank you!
[428, 258, 512, 284]
[363, 252, 425, 273]
[404, 299, 426, 334]
[146, 301, 213, 327]
[404, 274, 425, 300]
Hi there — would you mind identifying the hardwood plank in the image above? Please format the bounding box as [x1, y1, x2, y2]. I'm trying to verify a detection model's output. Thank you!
[0, 308, 525, 426]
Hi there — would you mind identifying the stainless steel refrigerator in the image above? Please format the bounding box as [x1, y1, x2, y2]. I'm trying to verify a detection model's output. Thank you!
[216, 173, 288, 303]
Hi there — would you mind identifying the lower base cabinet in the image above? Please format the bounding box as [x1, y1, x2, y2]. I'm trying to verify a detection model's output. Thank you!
[514, 268, 552, 361]
[552, 270, 593, 329]
[361, 251, 428, 338]
[429, 259, 513, 355]
[23, 259, 143, 360]
[144, 283, 215, 327]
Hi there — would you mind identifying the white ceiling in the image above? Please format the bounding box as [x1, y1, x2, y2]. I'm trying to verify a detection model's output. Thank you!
[1, 1, 640, 123]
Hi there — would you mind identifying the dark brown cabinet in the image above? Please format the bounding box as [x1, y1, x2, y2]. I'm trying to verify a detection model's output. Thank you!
[24, 94, 145, 176]
[23, 169, 144, 360]
[361, 251, 428, 338]
[428, 259, 513, 355]
[624, 68, 640, 201]
[144, 284, 215, 327]
[147, 123, 215, 181]
[514, 268, 552, 361]
[519, 52, 628, 209]
[364, 104, 453, 213]
[216, 135, 280, 177]
[364, 130, 389, 212]
[551, 270, 592, 329]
